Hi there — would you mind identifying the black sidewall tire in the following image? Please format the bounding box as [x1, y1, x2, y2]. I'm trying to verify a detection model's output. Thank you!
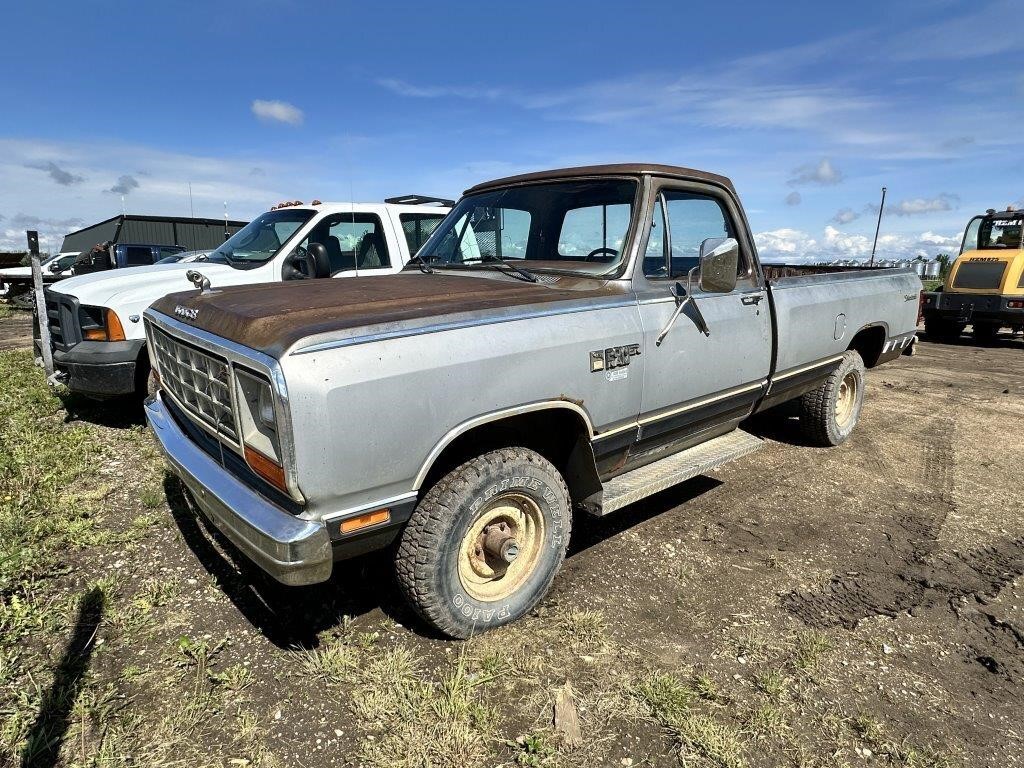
[800, 350, 866, 446]
[398, 449, 571, 638]
[829, 355, 865, 444]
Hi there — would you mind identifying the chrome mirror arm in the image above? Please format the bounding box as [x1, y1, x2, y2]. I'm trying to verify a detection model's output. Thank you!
[656, 266, 705, 346]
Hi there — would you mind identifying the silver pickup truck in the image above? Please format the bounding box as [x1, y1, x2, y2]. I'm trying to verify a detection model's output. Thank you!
[143, 164, 921, 638]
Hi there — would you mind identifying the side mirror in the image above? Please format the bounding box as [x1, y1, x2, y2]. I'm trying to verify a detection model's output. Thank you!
[699, 237, 739, 293]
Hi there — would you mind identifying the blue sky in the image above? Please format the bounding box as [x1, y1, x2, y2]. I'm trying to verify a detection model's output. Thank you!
[1, 0, 1021, 261]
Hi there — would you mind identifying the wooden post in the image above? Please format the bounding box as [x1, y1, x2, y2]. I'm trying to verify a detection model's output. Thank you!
[28, 230, 54, 375]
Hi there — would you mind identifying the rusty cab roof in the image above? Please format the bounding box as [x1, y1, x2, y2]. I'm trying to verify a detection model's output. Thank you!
[464, 163, 736, 196]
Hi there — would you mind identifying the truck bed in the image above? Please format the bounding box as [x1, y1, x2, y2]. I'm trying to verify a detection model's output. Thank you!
[766, 266, 921, 375]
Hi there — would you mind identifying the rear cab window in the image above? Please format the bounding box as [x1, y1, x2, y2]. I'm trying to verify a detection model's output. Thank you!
[399, 213, 446, 255]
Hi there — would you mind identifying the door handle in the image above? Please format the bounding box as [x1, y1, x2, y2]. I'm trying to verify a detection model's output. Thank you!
[741, 294, 764, 305]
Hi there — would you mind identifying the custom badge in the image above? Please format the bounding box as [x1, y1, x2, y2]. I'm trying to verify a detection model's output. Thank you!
[591, 344, 641, 373]
[174, 305, 199, 321]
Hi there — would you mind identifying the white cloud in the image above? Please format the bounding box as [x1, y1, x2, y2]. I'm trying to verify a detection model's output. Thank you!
[251, 99, 304, 126]
[886, 193, 959, 217]
[918, 230, 962, 248]
[0, 138, 306, 251]
[756, 225, 962, 263]
[784, 191, 801, 206]
[830, 207, 860, 225]
[755, 228, 818, 257]
[788, 158, 843, 186]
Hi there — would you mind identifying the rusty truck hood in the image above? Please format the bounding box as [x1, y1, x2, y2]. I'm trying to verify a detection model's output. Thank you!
[151, 271, 626, 358]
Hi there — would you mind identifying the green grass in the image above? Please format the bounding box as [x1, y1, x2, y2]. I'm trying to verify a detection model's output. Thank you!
[0, 350, 105, 596]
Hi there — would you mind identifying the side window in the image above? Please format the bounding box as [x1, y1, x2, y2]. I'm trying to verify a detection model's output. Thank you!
[558, 203, 631, 261]
[301, 214, 390, 273]
[124, 246, 154, 266]
[399, 213, 446, 255]
[644, 190, 750, 286]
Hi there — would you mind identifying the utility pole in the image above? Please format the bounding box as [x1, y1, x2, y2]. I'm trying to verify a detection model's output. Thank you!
[869, 186, 887, 267]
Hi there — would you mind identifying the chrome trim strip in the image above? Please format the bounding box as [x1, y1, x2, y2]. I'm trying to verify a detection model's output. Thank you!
[320, 492, 419, 523]
[772, 354, 844, 382]
[636, 380, 766, 427]
[145, 309, 306, 504]
[290, 297, 638, 356]
[593, 421, 640, 439]
[413, 400, 596, 490]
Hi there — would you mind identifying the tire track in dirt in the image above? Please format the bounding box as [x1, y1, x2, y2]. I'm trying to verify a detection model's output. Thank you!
[780, 409, 1024, 684]
[782, 417, 954, 629]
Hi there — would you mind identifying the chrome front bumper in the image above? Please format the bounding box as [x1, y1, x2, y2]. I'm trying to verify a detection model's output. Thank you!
[145, 393, 332, 586]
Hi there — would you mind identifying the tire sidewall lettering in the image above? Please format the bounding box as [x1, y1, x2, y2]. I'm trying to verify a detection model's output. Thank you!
[448, 469, 565, 626]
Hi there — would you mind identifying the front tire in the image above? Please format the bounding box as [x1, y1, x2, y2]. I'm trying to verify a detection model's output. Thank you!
[395, 448, 571, 638]
[798, 350, 866, 446]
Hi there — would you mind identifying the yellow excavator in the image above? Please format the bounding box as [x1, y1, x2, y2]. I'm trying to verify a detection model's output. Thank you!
[921, 207, 1024, 342]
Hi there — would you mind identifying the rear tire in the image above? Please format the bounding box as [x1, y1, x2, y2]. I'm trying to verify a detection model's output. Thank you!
[395, 447, 571, 639]
[798, 350, 866, 447]
[923, 317, 964, 342]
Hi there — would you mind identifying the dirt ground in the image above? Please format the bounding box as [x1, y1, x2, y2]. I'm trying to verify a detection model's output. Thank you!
[2, 312, 1022, 768]
[0, 310, 31, 351]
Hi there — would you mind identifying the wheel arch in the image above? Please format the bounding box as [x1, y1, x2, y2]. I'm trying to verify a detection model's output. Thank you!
[847, 322, 888, 368]
[413, 402, 603, 506]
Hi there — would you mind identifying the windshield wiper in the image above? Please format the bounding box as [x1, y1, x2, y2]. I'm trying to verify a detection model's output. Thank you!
[408, 253, 434, 274]
[475, 254, 539, 283]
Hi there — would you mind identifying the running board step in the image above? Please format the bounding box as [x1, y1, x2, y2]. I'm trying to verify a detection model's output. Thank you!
[595, 429, 764, 516]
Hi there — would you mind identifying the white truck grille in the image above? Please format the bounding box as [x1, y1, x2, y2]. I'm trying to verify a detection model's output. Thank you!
[150, 325, 238, 443]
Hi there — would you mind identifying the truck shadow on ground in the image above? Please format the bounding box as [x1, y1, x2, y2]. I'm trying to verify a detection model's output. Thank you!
[741, 407, 819, 448]
[926, 332, 1024, 350]
[166, 471, 729, 645]
[59, 392, 145, 429]
[20, 587, 105, 768]
[164, 475, 403, 649]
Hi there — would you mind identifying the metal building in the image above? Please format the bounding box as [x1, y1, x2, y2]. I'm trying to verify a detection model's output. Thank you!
[60, 214, 248, 254]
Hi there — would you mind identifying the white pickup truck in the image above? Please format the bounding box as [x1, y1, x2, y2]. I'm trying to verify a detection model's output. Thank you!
[38, 197, 451, 398]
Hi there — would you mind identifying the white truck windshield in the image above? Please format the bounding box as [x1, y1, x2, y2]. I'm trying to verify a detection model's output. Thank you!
[208, 209, 315, 267]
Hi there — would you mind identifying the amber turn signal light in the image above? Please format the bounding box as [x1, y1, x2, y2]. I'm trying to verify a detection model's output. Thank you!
[243, 445, 287, 492]
[340, 508, 391, 534]
[105, 309, 126, 341]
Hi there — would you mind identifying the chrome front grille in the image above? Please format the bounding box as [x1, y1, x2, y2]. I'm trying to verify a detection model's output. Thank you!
[150, 325, 238, 443]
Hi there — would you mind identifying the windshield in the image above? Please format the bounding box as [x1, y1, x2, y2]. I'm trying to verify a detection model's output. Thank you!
[155, 254, 183, 264]
[416, 179, 638, 277]
[961, 215, 1022, 253]
[208, 209, 315, 268]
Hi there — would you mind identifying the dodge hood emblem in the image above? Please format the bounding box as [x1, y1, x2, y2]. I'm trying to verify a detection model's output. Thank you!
[175, 305, 199, 321]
